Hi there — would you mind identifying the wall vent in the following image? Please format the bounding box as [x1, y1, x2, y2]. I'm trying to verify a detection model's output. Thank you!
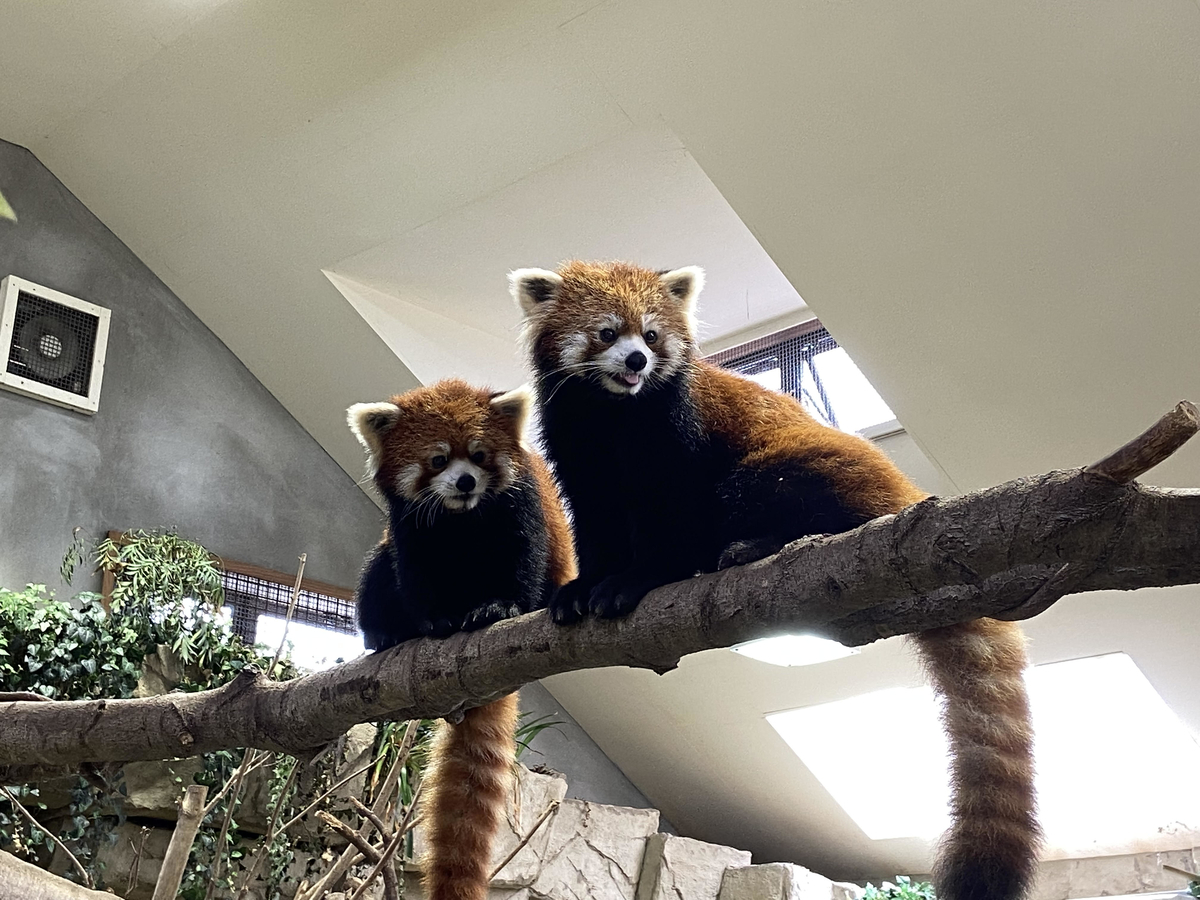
[0, 275, 111, 414]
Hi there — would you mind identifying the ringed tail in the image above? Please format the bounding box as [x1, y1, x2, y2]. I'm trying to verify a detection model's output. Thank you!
[913, 618, 1042, 900]
[421, 693, 518, 900]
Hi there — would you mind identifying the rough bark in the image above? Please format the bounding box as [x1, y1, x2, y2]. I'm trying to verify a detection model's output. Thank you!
[0, 405, 1197, 770]
[0, 851, 123, 900]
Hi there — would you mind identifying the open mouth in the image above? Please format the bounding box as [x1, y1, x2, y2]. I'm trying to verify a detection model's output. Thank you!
[609, 372, 642, 389]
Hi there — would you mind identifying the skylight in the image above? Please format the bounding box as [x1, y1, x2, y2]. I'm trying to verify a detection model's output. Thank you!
[731, 634, 859, 667]
[767, 653, 1200, 855]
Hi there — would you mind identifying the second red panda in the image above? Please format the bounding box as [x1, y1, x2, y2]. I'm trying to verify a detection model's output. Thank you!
[348, 379, 575, 900]
[511, 261, 1039, 900]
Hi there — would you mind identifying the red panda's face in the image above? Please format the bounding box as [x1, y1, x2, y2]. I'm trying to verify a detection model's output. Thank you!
[510, 261, 705, 398]
[348, 380, 528, 515]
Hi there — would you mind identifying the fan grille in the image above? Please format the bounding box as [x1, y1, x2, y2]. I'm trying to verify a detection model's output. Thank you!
[6, 290, 99, 397]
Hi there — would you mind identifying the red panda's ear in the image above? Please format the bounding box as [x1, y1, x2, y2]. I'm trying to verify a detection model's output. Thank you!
[658, 266, 705, 316]
[489, 386, 532, 439]
[509, 268, 563, 317]
[347, 402, 400, 475]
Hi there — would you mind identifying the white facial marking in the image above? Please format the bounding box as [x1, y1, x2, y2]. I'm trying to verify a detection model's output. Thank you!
[598, 334, 654, 396]
[494, 452, 515, 491]
[432, 458, 489, 511]
[559, 332, 588, 367]
[598, 313, 624, 333]
[395, 463, 421, 498]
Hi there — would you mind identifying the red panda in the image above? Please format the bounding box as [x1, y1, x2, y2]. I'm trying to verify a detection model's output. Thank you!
[511, 261, 1039, 900]
[348, 379, 575, 900]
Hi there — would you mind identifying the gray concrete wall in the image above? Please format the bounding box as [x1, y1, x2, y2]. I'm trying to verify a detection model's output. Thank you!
[520, 681, 677, 833]
[0, 140, 383, 591]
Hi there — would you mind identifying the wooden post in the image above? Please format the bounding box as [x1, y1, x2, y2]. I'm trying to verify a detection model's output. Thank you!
[151, 784, 208, 900]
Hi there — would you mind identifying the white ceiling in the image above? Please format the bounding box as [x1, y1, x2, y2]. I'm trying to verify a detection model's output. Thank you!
[326, 126, 805, 388]
[5, 0, 1200, 881]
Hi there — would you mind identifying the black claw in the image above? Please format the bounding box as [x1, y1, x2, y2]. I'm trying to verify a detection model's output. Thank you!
[463, 600, 524, 632]
[718, 537, 784, 570]
[549, 580, 591, 625]
[588, 575, 650, 619]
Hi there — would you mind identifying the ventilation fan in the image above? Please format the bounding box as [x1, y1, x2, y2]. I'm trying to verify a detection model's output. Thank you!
[0, 275, 111, 414]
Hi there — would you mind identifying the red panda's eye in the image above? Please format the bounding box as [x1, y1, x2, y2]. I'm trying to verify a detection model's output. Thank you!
[431, 455, 448, 470]
[599, 328, 617, 343]
[645, 330, 658, 344]
[470, 451, 486, 465]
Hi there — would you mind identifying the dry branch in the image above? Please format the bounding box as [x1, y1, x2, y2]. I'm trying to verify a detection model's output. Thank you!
[1086, 400, 1199, 483]
[152, 784, 208, 900]
[296, 723, 414, 900]
[489, 799, 560, 881]
[0, 786, 93, 888]
[1, 404, 1198, 769]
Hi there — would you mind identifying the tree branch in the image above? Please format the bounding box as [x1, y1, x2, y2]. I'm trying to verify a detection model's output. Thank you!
[0, 851, 123, 900]
[0, 786, 93, 888]
[1086, 400, 1199, 483]
[1, 404, 1197, 768]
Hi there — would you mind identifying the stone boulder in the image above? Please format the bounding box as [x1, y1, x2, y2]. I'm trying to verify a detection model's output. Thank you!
[719, 862, 864, 900]
[491, 765, 571, 888]
[528, 800, 660, 900]
[637, 834, 751, 900]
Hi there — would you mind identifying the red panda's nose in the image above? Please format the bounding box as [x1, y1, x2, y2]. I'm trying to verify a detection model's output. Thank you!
[456, 474, 476, 493]
[625, 351, 647, 372]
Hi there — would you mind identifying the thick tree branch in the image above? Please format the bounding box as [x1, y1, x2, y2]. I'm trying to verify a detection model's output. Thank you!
[1, 405, 1197, 769]
[0, 851, 122, 900]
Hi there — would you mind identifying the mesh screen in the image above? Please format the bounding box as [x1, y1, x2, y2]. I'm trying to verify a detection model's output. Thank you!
[705, 320, 842, 428]
[221, 569, 358, 645]
[6, 290, 99, 396]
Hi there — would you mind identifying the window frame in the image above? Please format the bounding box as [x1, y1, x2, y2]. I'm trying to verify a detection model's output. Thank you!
[704, 319, 903, 439]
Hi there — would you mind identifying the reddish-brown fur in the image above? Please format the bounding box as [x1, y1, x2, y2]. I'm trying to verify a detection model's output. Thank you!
[422, 694, 520, 900]
[373, 381, 574, 900]
[690, 360, 929, 514]
[377, 380, 526, 495]
[519, 261, 1040, 900]
[691, 361, 1039, 898]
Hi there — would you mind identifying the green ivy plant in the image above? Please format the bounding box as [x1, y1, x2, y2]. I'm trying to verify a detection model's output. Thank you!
[1, 529, 297, 892]
[863, 875, 937, 900]
[0, 585, 143, 700]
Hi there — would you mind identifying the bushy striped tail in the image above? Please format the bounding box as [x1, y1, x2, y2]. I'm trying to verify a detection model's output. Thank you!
[422, 694, 518, 900]
[912, 618, 1041, 900]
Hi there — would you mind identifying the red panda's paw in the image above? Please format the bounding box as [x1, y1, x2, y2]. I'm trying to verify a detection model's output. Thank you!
[548, 579, 592, 625]
[463, 601, 524, 632]
[718, 537, 786, 570]
[363, 630, 412, 653]
[417, 617, 459, 638]
[588, 573, 651, 620]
